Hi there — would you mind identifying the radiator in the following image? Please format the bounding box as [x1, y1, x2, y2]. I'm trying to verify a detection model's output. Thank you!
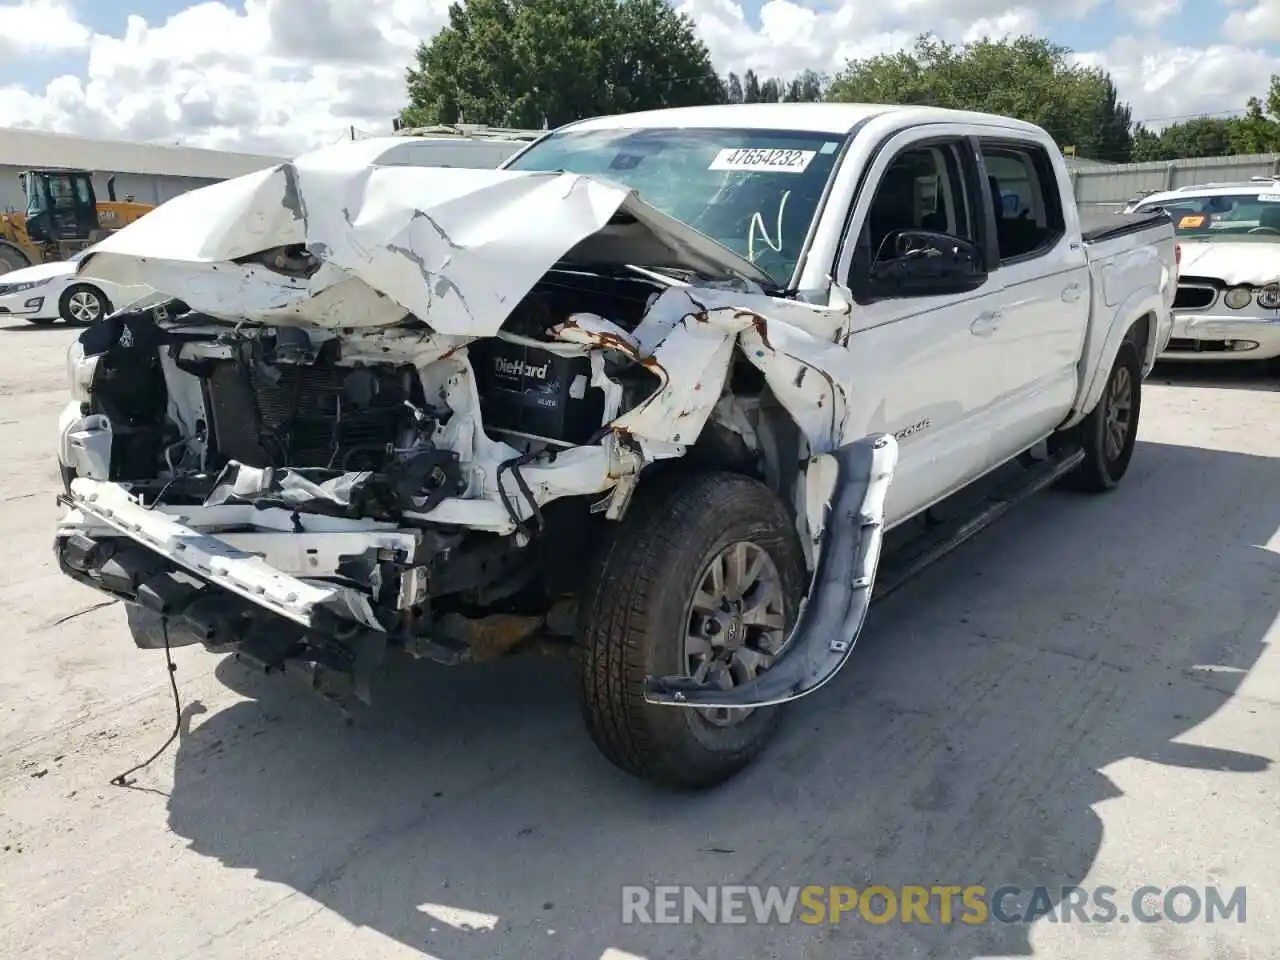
[204, 363, 399, 470]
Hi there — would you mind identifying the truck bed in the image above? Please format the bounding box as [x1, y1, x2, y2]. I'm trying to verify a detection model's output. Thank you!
[1079, 208, 1172, 244]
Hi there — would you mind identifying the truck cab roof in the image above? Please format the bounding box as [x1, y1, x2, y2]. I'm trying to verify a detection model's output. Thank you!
[561, 102, 1049, 138]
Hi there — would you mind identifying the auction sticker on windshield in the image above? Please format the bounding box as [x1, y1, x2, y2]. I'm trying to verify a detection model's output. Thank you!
[709, 148, 817, 173]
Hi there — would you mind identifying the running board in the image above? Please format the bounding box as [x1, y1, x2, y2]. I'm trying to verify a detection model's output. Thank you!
[872, 446, 1085, 602]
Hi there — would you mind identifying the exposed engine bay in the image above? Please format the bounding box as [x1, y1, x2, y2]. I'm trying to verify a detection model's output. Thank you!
[54, 148, 889, 715]
[56, 259, 809, 694]
[86, 266, 666, 523]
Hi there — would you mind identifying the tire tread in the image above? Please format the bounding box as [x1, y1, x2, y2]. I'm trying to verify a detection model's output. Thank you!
[577, 470, 799, 789]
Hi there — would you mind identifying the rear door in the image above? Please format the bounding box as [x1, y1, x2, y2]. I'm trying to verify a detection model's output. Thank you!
[975, 138, 1090, 454]
[835, 127, 1007, 526]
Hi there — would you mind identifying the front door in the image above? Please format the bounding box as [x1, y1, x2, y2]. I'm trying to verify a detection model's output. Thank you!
[835, 129, 1008, 527]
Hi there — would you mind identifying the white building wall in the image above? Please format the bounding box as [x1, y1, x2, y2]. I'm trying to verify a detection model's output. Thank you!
[0, 127, 285, 213]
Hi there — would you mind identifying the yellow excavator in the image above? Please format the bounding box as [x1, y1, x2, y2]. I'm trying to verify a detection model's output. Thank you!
[0, 169, 154, 275]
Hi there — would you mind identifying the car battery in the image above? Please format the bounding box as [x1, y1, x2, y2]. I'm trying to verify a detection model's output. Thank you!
[469, 338, 606, 446]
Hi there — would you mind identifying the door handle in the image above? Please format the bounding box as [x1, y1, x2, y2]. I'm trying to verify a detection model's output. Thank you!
[1061, 282, 1083, 303]
[970, 310, 1002, 337]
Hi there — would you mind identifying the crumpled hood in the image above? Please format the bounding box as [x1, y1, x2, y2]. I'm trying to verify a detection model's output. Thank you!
[1177, 239, 1280, 286]
[75, 137, 772, 335]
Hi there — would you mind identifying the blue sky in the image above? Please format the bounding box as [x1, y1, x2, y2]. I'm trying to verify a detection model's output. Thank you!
[2, 0, 1279, 152]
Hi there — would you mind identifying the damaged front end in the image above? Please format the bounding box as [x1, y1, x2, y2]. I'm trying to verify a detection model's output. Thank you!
[55, 143, 893, 711]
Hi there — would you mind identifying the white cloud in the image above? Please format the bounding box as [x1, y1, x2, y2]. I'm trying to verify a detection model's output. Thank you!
[0, 0, 91, 56]
[963, 7, 1041, 42]
[1223, 2, 1280, 43]
[1122, 0, 1182, 27]
[0, 0, 450, 153]
[1074, 38, 1280, 127]
[0, 0, 1278, 154]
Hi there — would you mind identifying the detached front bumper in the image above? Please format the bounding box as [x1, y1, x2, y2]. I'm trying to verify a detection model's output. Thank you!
[56, 477, 427, 700]
[1159, 313, 1280, 361]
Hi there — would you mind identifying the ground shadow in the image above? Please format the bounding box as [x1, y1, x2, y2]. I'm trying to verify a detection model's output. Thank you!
[162, 439, 1278, 959]
[0, 321, 67, 333]
[1151, 359, 1279, 392]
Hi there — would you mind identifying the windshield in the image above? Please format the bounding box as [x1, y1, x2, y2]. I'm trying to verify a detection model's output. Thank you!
[504, 127, 847, 284]
[1137, 192, 1280, 240]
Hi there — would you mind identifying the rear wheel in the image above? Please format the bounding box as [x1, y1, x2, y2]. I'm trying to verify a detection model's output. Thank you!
[577, 470, 805, 790]
[1064, 340, 1142, 492]
[59, 284, 110, 325]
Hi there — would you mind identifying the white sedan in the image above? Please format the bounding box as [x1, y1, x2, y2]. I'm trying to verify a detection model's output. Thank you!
[1131, 182, 1280, 364]
[0, 254, 149, 326]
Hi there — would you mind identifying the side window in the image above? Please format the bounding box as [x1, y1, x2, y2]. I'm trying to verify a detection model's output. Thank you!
[980, 143, 1065, 262]
[863, 142, 972, 264]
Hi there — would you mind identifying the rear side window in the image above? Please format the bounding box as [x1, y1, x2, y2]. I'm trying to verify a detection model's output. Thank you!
[980, 143, 1065, 262]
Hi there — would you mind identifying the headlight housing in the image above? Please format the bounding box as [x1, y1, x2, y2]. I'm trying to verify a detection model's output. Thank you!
[1258, 284, 1280, 310]
[1223, 285, 1253, 310]
[0, 278, 50, 296]
[65, 339, 99, 404]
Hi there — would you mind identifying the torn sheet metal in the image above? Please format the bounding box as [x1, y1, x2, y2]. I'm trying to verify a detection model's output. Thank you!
[644, 433, 898, 709]
[75, 137, 771, 335]
[1176, 240, 1280, 287]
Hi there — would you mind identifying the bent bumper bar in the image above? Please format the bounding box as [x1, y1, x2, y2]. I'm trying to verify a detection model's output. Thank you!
[643, 433, 897, 709]
[62, 477, 385, 630]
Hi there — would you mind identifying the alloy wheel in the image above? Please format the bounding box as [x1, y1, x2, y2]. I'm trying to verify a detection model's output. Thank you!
[1103, 364, 1133, 462]
[68, 289, 102, 323]
[682, 540, 787, 727]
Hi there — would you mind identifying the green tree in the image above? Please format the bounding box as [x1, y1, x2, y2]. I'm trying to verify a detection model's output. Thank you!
[720, 68, 824, 103]
[1124, 73, 1280, 161]
[826, 34, 1136, 162]
[401, 0, 721, 129]
[784, 70, 826, 102]
[722, 71, 744, 104]
[1130, 125, 1167, 162]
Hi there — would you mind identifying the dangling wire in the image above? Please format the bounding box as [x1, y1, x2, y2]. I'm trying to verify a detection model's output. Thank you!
[109, 617, 183, 788]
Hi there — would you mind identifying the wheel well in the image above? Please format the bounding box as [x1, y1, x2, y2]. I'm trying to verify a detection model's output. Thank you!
[635, 376, 807, 525]
[61, 282, 110, 307]
[1124, 312, 1153, 363]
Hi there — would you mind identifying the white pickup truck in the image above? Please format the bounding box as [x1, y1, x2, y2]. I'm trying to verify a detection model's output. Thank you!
[53, 104, 1176, 790]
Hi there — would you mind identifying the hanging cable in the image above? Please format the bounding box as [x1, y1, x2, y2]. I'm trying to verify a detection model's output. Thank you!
[109, 618, 183, 788]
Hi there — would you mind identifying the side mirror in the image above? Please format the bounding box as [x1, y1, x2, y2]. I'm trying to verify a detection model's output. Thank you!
[860, 229, 986, 299]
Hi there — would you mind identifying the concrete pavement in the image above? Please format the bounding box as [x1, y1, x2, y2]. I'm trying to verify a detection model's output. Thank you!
[1, 323, 1276, 959]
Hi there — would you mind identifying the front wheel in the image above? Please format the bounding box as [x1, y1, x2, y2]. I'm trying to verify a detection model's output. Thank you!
[576, 470, 806, 790]
[1064, 339, 1142, 493]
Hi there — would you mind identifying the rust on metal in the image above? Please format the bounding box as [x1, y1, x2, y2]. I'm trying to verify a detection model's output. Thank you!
[435, 611, 545, 662]
[733, 308, 773, 351]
